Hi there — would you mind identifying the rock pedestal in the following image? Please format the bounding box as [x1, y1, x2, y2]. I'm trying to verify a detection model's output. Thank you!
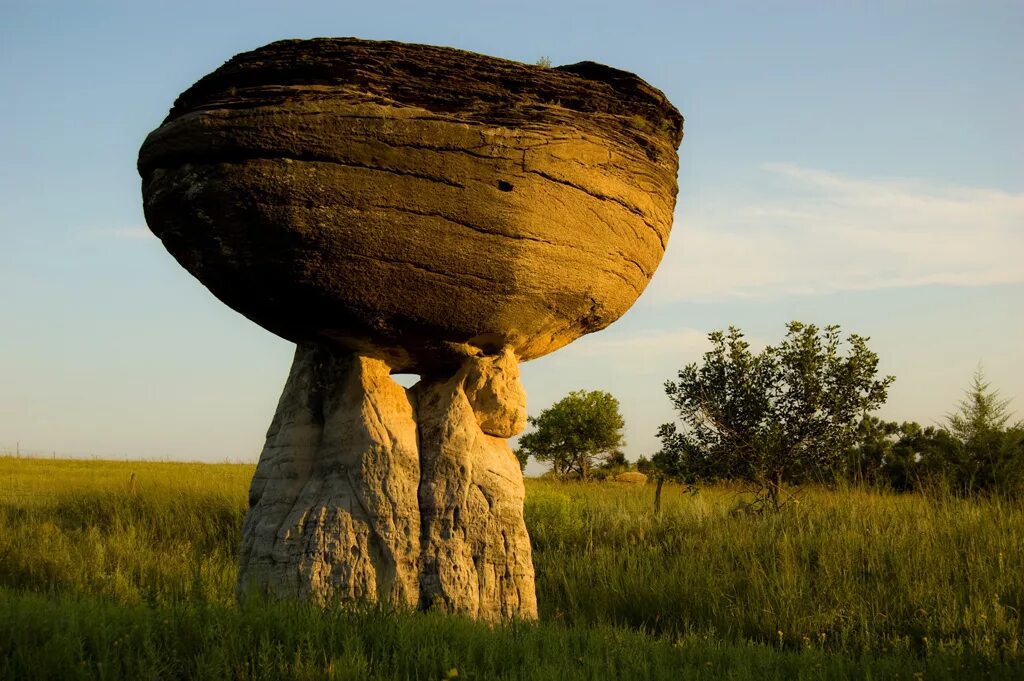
[238, 344, 537, 619]
[415, 350, 536, 619]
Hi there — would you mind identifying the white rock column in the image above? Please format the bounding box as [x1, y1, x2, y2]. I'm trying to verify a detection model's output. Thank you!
[414, 349, 538, 620]
[237, 343, 422, 607]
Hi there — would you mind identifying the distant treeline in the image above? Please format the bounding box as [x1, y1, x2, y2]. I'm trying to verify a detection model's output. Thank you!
[520, 323, 1023, 505]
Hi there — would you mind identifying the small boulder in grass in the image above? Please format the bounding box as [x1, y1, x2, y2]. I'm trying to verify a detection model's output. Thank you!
[613, 471, 648, 484]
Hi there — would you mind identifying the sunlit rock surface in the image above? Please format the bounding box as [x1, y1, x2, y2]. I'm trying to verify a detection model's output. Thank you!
[139, 37, 682, 619]
[138, 37, 682, 373]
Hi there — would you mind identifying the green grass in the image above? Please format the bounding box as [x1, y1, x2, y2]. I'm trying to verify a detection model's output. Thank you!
[0, 456, 1021, 679]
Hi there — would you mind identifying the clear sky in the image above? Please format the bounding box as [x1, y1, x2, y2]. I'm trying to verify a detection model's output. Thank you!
[1, 1, 1021, 470]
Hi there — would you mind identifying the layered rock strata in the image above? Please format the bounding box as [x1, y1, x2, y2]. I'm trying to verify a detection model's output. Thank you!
[138, 38, 683, 373]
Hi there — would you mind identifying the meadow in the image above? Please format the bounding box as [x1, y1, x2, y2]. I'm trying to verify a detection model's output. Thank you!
[0, 456, 1020, 679]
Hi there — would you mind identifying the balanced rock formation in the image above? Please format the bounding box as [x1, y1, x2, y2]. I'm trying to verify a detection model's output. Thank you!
[138, 38, 682, 620]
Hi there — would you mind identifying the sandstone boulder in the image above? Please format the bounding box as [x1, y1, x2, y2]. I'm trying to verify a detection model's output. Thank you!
[415, 351, 537, 618]
[613, 471, 648, 484]
[138, 38, 683, 373]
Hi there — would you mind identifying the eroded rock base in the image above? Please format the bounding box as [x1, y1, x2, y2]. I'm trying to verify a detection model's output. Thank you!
[237, 345, 422, 606]
[416, 351, 537, 619]
[238, 344, 537, 620]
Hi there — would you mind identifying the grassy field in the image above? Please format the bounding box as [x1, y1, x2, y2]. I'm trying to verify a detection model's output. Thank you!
[0, 456, 1021, 679]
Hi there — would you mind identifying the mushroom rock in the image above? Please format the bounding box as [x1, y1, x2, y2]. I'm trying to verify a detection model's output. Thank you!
[138, 38, 683, 619]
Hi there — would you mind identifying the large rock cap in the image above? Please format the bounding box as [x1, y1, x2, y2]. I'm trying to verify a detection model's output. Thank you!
[139, 38, 683, 373]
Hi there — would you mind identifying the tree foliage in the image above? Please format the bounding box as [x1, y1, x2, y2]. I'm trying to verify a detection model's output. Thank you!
[844, 418, 949, 491]
[931, 369, 1023, 496]
[843, 416, 931, 487]
[946, 368, 1016, 441]
[826, 369, 1024, 497]
[516, 390, 625, 479]
[655, 322, 894, 508]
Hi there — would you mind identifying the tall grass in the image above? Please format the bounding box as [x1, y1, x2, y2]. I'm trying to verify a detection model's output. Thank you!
[0, 456, 1020, 679]
[0, 458, 249, 605]
[527, 481, 1023, 656]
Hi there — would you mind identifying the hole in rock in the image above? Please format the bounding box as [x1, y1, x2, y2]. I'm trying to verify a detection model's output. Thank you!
[391, 373, 421, 389]
[468, 332, 506, 355]
[497, 180, 514, 192]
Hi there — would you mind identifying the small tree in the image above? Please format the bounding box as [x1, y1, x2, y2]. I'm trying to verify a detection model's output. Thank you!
[517, 390, 625, 479]
[894, 424, 958, 492]
[601, 450, 628, 469]
[947, 368, 1015, 442]
[930, 368, 1024, 496]
[656, 322, 894, 509]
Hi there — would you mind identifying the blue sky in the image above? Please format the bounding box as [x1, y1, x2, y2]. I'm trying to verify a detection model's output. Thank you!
[1, 1, 1021, 467]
